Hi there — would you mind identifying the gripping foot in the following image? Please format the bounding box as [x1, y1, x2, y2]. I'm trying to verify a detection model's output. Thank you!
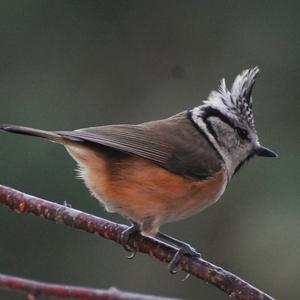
[156, 232, 201, 274]
[120, 223, 140, 258]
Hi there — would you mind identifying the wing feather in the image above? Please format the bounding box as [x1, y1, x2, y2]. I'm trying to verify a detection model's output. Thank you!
[57, 112, 222, 179]
[58, 124, 172, 165]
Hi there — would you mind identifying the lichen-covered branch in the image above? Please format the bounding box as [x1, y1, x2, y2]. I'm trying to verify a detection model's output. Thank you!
[0, 185, 275, 300]
[0, 272, 179, 300]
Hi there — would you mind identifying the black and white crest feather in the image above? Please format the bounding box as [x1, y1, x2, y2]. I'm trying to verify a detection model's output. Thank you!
[202, 67, 260, 130]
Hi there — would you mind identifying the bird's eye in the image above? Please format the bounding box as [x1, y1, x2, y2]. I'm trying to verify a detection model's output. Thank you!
[236, 127, 249, 140]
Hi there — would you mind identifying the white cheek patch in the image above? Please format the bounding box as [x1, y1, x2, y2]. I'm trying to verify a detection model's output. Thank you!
[191, 108, 231, 180]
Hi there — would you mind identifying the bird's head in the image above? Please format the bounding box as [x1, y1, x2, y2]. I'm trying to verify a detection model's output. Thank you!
[190, 67, 277, 178]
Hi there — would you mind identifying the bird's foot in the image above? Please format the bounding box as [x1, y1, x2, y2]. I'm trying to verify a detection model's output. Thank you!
[155, 232, 201, 275]
[168, 242, 201, 274]
[120, 223, 140, 258]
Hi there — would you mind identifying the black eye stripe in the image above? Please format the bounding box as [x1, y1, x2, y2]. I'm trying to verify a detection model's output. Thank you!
[187, 110, 225, 163]
[236, 127, 250, 140]
[201, 107, 251, 141]
[201, 107, 236, 130]
[236, 127, 249, 140]
[205, 118, 221, 144]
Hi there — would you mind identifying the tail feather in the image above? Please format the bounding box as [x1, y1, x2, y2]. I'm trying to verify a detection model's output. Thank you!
[0, 124, 65, 143]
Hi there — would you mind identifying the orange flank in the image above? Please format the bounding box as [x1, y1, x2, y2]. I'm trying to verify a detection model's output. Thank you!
[66, 143, 227, 236]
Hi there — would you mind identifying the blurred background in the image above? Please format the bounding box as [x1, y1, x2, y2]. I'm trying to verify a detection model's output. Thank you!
[0, 1, 299, 299]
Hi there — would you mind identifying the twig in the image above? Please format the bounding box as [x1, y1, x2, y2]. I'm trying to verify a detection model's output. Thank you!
[0, 272, 179, 300]
[0, 185, 276, 300]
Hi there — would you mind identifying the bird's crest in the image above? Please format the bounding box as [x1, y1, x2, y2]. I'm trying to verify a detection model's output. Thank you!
[203, 67, 260, 129]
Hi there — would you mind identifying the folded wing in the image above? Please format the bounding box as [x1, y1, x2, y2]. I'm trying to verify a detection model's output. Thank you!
[57, 112, 222, 179]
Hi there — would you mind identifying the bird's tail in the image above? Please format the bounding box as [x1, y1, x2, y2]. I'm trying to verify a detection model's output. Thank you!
[0, 124, 65, 144]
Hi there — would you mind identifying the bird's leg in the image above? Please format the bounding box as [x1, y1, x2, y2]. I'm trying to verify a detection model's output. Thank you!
[120, 222, 140, 258]
[156, 232, 201, 274]
[156, 232, 199, 255]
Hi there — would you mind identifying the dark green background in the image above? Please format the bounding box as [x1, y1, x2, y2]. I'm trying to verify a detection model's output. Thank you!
[0, 1, 299, 299]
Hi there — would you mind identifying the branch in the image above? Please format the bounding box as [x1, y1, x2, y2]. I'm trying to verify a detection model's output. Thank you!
[0, 185, 275, 300]
[0, 272, 179, 300]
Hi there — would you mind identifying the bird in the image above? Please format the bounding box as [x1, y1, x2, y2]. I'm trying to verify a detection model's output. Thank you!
[0, 67, 277, 272]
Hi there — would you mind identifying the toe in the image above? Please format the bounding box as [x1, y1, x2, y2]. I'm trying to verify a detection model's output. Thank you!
[180, 244, 201, 258]
[168, 249, 185, 274]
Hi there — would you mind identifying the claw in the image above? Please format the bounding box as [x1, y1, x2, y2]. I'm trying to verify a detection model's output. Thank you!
[120, 223, 140, 257]
[168, 249, 185, 274]
[168, 248, 201, 275]
[123, 243, 134, 253]
[156, 231, 201, 275]
[181, 273, 191, 282]
[123, 244, 136, 257]
[126, 251, 136, 259]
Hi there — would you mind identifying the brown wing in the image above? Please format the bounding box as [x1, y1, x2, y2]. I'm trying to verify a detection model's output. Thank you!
[57, 112, 223, 179]
[60, 124, 171, 165]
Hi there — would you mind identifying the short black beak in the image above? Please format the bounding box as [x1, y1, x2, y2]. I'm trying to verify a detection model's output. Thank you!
[255, 145, 278, 158]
